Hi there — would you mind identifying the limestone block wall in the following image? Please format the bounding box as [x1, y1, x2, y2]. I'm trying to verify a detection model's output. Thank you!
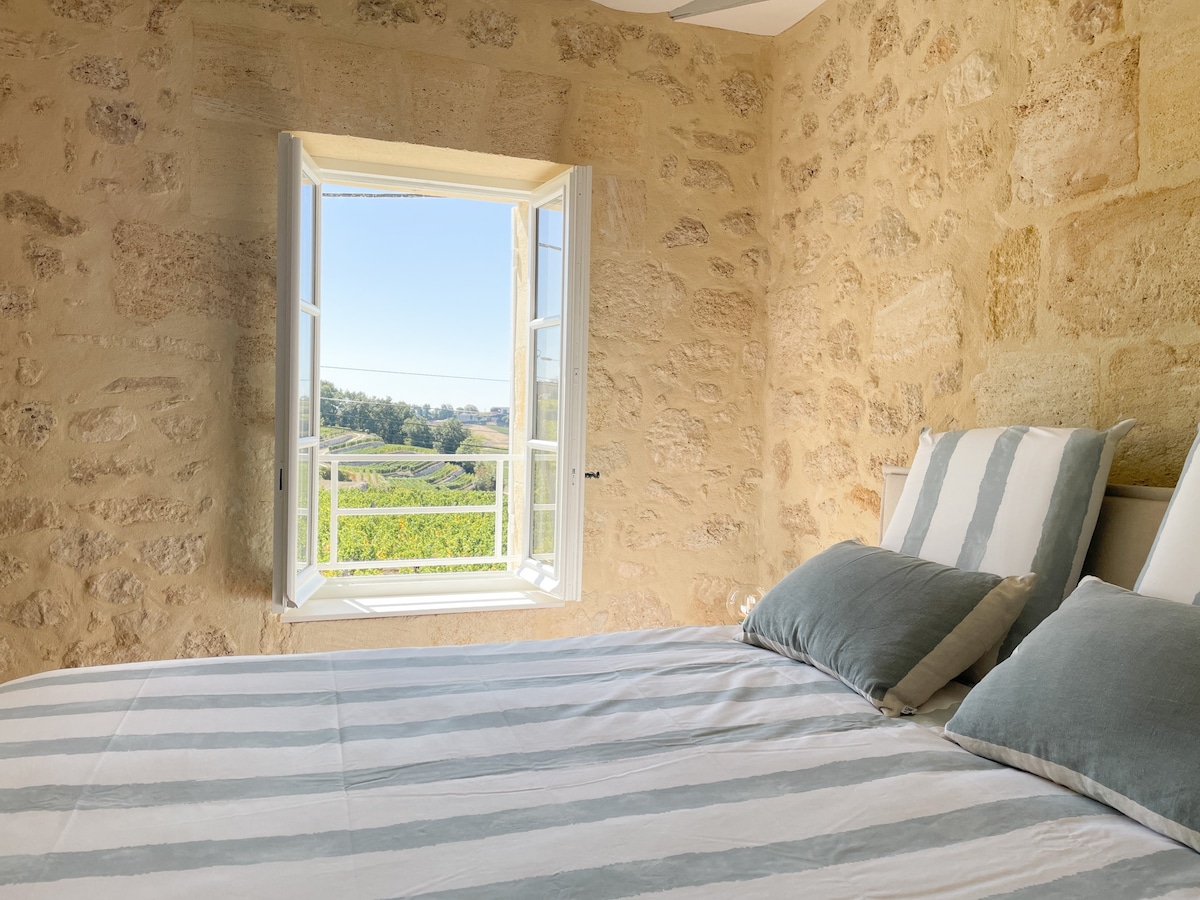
[0, 0, 771, 681]
[762, 0, 1200, 580]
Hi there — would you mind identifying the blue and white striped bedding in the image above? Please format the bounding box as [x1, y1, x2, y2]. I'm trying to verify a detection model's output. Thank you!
[1, 625, 1198, 898]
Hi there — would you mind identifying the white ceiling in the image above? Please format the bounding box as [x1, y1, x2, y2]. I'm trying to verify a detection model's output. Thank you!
[590, 0, 825, 37]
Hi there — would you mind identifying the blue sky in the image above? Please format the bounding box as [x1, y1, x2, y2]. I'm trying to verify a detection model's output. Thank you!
[319, 189, 516, 411]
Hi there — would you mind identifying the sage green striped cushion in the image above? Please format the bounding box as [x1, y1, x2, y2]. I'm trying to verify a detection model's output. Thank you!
[739, 541, 1034, 717]
[946, 576, 1200, 854]
[881, 420, 1134, 661]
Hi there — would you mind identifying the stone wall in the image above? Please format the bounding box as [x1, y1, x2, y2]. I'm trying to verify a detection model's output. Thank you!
[3, 0, 1200, 682]
[762, 0, 1200, 580]
[0, 0, 771, 680]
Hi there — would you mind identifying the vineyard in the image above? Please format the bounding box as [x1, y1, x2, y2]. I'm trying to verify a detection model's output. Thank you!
[316, 427, 510, 575]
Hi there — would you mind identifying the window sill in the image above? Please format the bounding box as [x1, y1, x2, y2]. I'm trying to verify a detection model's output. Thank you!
[280, 575, 563, 622]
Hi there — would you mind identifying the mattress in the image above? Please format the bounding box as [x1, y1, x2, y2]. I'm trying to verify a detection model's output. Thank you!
[1, 625, 1198, 898]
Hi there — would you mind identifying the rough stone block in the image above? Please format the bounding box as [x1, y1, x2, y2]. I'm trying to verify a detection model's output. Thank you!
[987, 226, 1040, 342]
[86, 496, 193, 525]
[812, 41, 851, 99]
[0, 401, 56, 449]
[868, 0, 901, 69]
[141, 152, 181, 194]
[569, 87, 644, 165]
[153, 413, 206, 443]
[69, 407, 137, 443]
[693, 131, 757, 155]
[662, 216, 709, 247]
[0, 551, 28, 588]
[352, 0, 418, 26]
[112, 221, 273, 328]
[1048, 182, 1200, 336]
[682, 159, 733, 192]
[866, 207, 919, 258]
[944, 120, 992, 191]
[193, 23, 300, 127]
[460, 8, 517, 47]
[1145, 24, 1200, 176]
[678, 514, 744, 550]
[769, 285, 821, 364]
[873, 270, 962, 366]
[1, 191, 85, 236]
[69, 55, 129, 91]
[0, 284, 36, 319]
[50, 0, 121, 25]
[922, 25, 960, 70]
[15, 358, 45, 387]
[5, 590, 68, 629]
[780, 155, 821, 194]
[593, 176, 645, 252]
[86, 98, 146, 145]
[180, 627, 237, 658]
[552, 18, 622, 68]
[51, 527, 124, 569]
[0, 499, 60, 537]
[646, 409, 708, 472]
[721, 71, 764, 117]
[973, 352, 1099, 426]
[778, 500, 819, 538]
[299, 38, 397, 139]
[694, 288, 754, 337]
[85, 568, 146, 604]
[591, 260, 683, 344]
[140, 534, 207, 574]
[1069, 0, 1122, 43]
[485, 70, 570, 161]
[942, 51, 1000, 106]
[635, 66, 693, 106]
[69, 455, 155, 485]
[1012, 39, 1139, 205]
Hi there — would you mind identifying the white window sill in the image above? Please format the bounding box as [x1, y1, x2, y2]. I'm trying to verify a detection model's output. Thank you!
[280, 575, 563, 622]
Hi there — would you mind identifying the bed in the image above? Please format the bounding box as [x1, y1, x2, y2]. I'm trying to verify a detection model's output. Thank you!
[2, 423, 1200, 898]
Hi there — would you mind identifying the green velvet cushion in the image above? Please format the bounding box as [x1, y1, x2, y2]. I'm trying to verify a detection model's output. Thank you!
[740, 540, 1033, 717]
[945, 576, 1200, 853]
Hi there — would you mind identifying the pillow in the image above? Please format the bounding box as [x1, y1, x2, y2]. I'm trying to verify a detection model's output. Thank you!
[881, 420, 1134, 660]
[945, 576, 1200, 854]
[1135, 424, 1200, 604]
[739, 540, 1034, 717]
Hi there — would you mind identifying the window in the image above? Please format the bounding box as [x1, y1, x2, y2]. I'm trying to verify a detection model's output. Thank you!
[273, 134, 590, 619]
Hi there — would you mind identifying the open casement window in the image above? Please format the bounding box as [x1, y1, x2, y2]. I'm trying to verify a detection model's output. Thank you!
[274, 135, 325, 611]
[272, 133, 590, 618]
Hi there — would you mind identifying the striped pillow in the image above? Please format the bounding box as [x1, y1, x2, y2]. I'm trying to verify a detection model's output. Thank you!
[1134, 425, 1200, 605]
[881, 420, 1134, 660]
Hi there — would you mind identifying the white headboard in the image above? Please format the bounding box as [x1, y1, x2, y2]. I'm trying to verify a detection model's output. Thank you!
[879, 466, 1173, 590]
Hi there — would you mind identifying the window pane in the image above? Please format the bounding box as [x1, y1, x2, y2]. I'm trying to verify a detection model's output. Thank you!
[299, 311, 314, 438]
[297, 447, 311, 570]
[534, 325, 559, 442]
[530, 450, 556, 565]
[300, 176, 315, 307]
[535, 202, 563, 320]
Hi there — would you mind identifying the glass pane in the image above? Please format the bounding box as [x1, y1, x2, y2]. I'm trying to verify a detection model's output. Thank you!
[300, 176, 315, 307]
[535, 202, 563, 320]
[530, 450, 556, 565]
[534, 325, 559, 442]
[336, 514, 496, 562]
[299, 311, 314, 438]
[297, 448, 311, 570]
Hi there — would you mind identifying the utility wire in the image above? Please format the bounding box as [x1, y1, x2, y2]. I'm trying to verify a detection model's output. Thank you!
[323, 364, 509, 384]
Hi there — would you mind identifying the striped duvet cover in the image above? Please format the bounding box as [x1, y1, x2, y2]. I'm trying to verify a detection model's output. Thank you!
[1, 625, 1198, 899]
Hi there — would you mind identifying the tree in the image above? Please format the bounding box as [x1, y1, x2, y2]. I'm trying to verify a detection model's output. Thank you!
[456, 433, 485, 473]
[401, 417, 433, 448]
[433, 417, 468, 454]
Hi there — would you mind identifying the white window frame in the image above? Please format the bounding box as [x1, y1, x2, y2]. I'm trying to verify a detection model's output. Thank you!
[273, 134, 590, 620]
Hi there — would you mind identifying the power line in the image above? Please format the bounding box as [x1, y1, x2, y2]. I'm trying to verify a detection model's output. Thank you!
[323, 364, 509, 384]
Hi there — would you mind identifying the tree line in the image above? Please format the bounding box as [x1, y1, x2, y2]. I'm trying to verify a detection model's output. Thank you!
[320, 380, 469, 453]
